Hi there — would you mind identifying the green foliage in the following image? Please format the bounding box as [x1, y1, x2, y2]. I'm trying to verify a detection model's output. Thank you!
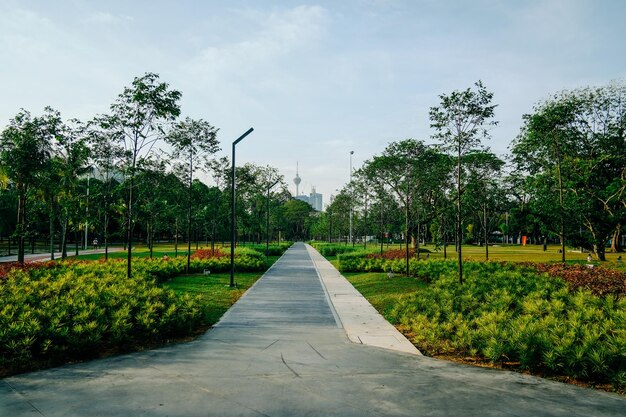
[0, 249, 268, 374]
[164, 271, 261, 326]
[0, 260, 201, 373]
[309, 242, 360, 257]
[337, 251, 457, 277]
[239, 242, 292, 256]
[381, 262, 626, 389]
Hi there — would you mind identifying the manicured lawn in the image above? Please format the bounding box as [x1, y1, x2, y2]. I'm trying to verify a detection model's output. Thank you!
[163, 256, 278, 326]
[342, 272, 427, 318]
[315, 241, 624, 266]
[74, 243, 222, 260]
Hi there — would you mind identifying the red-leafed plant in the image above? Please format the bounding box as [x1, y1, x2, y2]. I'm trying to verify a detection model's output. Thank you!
[367, 249, 416, 260]
[190, 248, 226, 259]
[528, 263, 626, 296]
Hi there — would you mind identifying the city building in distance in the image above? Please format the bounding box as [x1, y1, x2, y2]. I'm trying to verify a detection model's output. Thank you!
[292, 163, 322, 211]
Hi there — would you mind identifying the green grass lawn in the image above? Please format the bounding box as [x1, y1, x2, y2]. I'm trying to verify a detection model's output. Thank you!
[72, 244, 278, 328]
[343, 242, 624, 265]
[163, 256, 279, 327]
[74, 243, 234, 261]
[342, 271, 427, 319]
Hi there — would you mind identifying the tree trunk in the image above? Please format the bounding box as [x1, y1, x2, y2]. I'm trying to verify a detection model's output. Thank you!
[104, 209, 109, 260]
[61, 218, 68, 259]
[49, 199, 55, 260]
[611, 225, 623, 252]
[556, 153, 566, 263]
[484, 204, 489, 261]
[415, 211, 420, 260]
[16, 191, 26, 264]
[148, 221, 153, 259]
[594, 243, 607, 261]
[126, 174, 134, 278]
[175, 218, 179, 257]
[405, 197, 409, 276]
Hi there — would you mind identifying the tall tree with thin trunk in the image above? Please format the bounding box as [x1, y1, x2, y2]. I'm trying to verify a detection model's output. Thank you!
[103, 73, 181, 277]
[165, 117, 220, 273]
[430, 81, 498, 284]
[0, 108, 55, 264]
[88, 122, 125, 260]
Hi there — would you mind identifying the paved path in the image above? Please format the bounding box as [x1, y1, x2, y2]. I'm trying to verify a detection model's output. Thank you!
[0, 247, 124, 263]
[2, 243, 625, 416]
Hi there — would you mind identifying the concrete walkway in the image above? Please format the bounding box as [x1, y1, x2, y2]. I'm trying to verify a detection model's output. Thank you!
[2, 243, 625, 416]
[0, 247, 124, 263]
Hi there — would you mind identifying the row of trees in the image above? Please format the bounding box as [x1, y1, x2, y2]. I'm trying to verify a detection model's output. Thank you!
[312, 81, 625, 282]
[0, 73, 314, 275]
[2, 75, 623, 284]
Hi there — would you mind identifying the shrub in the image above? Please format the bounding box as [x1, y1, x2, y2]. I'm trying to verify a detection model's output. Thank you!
[0, 248, 270, 374]
[240, 243, 292, 256]
[0, 261, 202, 373]
[310, 242, 359, 257]
[386, 262, 626, 389]
[191, 248, 227, 259]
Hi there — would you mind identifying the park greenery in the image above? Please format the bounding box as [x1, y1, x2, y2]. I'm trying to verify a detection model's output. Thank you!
[0, 73, 312, 265]
[1, 73, 624, 389]
[314, 241, 625, 389]
[0, 244, 287, 376]
[312, 81, 625, 277]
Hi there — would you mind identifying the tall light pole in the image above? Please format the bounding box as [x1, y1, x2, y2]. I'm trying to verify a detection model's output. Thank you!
[84, 167, 92, 250]
[349, 150, 354, 246]
[230, 127, 254, 288]
[266, 179, 280, 256]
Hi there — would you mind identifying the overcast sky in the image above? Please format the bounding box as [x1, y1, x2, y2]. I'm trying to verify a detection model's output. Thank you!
[1, 0, 625, 204]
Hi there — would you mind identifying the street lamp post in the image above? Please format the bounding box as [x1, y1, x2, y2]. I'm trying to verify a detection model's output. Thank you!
[266, 179, 280, 256]
[230, 127, 254, 288]
[84, 168, 92, 250]
[349, 150, 354, 246]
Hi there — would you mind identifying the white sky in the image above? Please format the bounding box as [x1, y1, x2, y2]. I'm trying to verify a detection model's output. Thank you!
[1, 0, 625, 205]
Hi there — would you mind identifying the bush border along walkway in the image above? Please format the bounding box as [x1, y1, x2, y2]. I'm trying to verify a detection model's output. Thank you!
[331, 250, 626, 393]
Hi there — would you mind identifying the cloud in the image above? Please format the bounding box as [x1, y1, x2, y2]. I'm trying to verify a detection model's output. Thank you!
[182, 5, 328, 85]
[87, 11, 133, 25]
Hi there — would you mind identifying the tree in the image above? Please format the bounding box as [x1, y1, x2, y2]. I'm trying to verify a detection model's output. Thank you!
[0, 108, 56, 263]
[511, 96, 578, 261]
[360, 139, 447, 275]
[430, 81, 498, 283]
[512, 83, 626, 260]
[282, 199, 314, 240]
[166, 117, 220, 272]
[103, 73, 181, 277]
[50, 118, 91, 259]
[88, 120, 125, 259]
[463, 151, 505, 260]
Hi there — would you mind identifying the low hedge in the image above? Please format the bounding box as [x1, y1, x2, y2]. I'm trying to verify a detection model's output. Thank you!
[238, 243, 293, 256]
[0, 261, 201, 373]
[0, 249, 269, 374]
[384, 261, 626, 390]
[337, 251, 456, 277]
[310, 242, 360, 257]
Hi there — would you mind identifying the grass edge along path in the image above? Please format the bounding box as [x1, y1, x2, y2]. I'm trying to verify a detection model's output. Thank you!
[341, 261, 626, 395]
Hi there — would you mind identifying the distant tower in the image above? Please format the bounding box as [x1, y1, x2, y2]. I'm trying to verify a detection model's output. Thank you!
[293, 161, 301, 196]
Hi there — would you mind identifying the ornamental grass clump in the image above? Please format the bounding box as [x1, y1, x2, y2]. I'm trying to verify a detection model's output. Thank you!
[0, 261, 202, 374]
[310, 242, 359, 257]
[388, 262, 626, 390]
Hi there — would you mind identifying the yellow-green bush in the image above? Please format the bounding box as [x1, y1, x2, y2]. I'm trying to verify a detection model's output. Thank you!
[0, 261, 204, 372]
[386, 262, 626, 389]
